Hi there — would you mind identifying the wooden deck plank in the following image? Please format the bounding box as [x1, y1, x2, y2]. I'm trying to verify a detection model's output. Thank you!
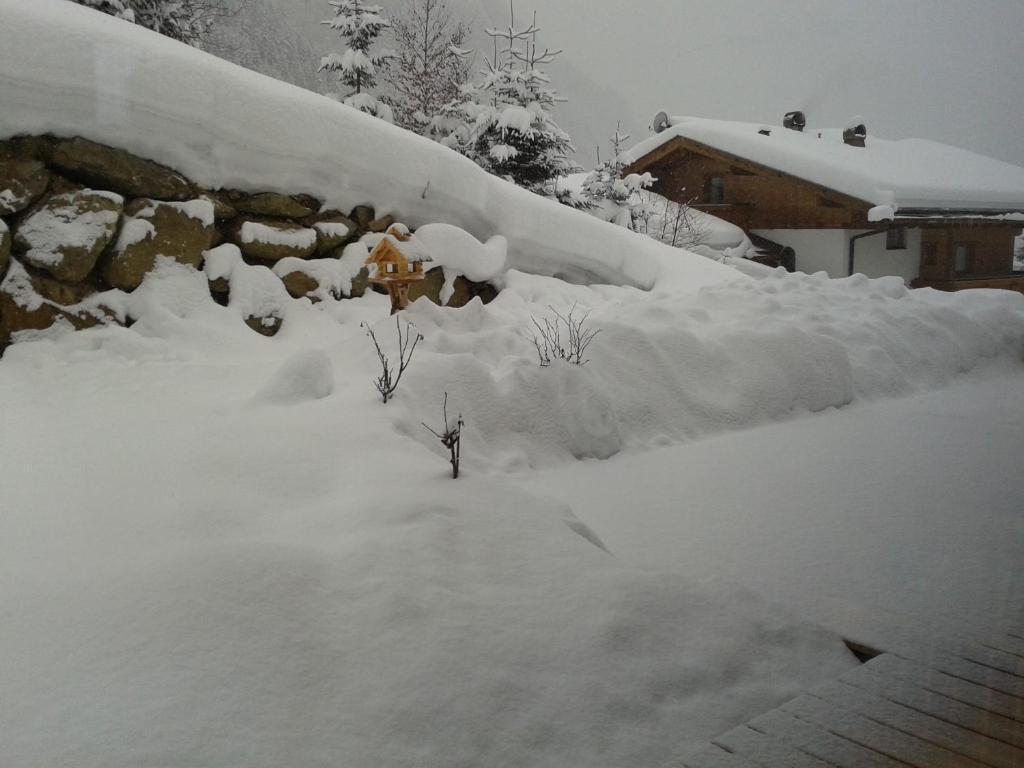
[783, 693, 987, 768]
[749, 708, 907, 768]
[843, 663, 1024, 753]
[810, 680, 1023, 768]
[952, 645, 1024, 679]
[891, 649, 1024, 700]
[841, 664, 1024, 750]
[865, 655, 1024, 723]
[713, 724, 834, 768]
[881, 635, 1024, 679]
[982, 635, 1024, 660]
[682, 743, 762, 768]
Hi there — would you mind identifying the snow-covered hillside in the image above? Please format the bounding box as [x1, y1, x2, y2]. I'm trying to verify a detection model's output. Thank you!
[2, 3, 1024, 767]
[0, 0, 704, 290]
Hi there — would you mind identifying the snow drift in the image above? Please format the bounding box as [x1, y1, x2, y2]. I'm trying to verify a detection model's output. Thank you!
[0, 0, 737, 292]
[3, 4, 1024, 768]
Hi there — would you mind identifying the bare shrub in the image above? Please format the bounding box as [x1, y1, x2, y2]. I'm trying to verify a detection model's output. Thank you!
[632, 188, 711, 249]
[362, 317, 423, 403]
[530, 304, 600, 367]
[422, 392, 464, 479]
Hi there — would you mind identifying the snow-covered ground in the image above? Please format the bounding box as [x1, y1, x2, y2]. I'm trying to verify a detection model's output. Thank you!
[1, 261, 1022, 767]
[3, 3, 1024, 766]
[527, 363, 1024, 651]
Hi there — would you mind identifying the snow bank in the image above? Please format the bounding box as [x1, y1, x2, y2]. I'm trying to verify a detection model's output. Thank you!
[250, 349, 334, 405]
[204, 244, 292, 320]
[390, 268, 1024, 468]
[0, 283, 858, 765]
[0, 0, 739, 292]
[2, 218, 1023, 768]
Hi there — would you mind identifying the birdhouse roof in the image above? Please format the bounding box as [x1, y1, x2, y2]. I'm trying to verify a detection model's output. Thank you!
[364, 225, 433, 264]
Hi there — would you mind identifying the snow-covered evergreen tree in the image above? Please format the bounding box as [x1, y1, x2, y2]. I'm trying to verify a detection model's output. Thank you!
[75, 0, 134, 21]
[581, 124, 654, 226]
[319, 0, 395, 122]
[384, 0, 472, 133]
[70, 0, 215, 46]
[449, 5, 577, 198]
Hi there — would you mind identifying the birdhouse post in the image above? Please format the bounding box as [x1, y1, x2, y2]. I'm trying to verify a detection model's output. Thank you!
[365, 224, 433, 314]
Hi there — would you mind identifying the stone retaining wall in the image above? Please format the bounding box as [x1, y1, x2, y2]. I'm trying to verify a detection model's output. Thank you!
[0, 135, 497, 352]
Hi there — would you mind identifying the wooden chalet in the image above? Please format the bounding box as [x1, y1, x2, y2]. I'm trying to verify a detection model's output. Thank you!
[623, 113, 1024, 293]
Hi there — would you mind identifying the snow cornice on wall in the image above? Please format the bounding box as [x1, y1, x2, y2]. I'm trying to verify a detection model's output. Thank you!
[0, 0, 742, 292]
[622, 116, 1024, 215]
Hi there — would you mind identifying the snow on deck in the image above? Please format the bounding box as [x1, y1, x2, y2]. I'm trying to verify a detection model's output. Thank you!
[622, 116, 1024, 212]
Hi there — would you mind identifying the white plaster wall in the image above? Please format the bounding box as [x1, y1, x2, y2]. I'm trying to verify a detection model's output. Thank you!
[846, 228, 921, 283]
[752, 229, 848, 277]
[754, 228, 921, 281]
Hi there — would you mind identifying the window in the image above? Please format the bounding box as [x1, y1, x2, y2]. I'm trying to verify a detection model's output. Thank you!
[954, 244, 972, 274]
[386, 262, 396, 273]
[408, 262, 415, 272]
[886, 228, 906, 250]
[706, 176, 725, 204]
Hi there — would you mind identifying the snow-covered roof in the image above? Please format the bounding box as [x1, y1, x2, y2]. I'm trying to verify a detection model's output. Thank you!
[363, 229, 432, 263]
[622, 116, 1024, 213]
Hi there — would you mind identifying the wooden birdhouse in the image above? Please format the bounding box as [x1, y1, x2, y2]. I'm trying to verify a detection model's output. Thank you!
[365, 224, 433, 314]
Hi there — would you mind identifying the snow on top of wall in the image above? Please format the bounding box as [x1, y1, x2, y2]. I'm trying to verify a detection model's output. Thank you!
[134, 199, 216, 228]
[240, 222, 317, 249]
[622, 116, 1024, 212]
[0, 0, 738, 293]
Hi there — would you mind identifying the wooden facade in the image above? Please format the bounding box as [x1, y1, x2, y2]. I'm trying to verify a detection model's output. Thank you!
[626, 136, 873, 231]
[625, 136, 1024, 292]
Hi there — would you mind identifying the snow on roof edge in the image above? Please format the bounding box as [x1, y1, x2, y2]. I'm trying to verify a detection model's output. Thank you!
[621, 115, 1024, 213]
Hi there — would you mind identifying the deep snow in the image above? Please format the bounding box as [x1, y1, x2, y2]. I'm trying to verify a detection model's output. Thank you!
[527, 364, 1024, 651]
[0, 0, 744, 291]
[2, 3, 1024, 767]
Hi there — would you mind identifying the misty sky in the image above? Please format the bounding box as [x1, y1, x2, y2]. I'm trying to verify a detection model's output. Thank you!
[463, 0, 1024, 165]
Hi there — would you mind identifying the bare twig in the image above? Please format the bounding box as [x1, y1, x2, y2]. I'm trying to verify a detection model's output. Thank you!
[422, 392, 464, 478]
[529, 303, 600, 366]
[362, 317, 424, 403]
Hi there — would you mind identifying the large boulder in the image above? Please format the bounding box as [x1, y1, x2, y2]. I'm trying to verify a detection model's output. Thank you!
[0, 159, 50, 216]
[198, 192, 238, 220]
[0, 219, 10, 279]
[233, 219, 317, 263]
[350, 204, 375, 232]
[279, 268, 320, 300]
[51, 137, 192, 201]
[307, 211, 356, 254]
[20, 262, 98, 306]
[0, 135, 57, 164]
[407, 268, 498, 308]
[0, 258, 109, 351]
[14, 189, 123, 282]
[103, 198, 216, 291]
[226, 191, 315, 219]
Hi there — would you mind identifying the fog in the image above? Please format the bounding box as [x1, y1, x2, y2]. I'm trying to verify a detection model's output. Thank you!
[468, 0, 1024, 165]
[217, 0, 1024, 166]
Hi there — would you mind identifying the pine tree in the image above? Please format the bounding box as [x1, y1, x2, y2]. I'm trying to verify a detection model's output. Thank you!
[76, 0, 134, 22]
[384, 0, 472, 133]
[581, 124, 654, 225]
[319, 0, 395, 122]
[451, 4, 577, 198]
[71, 0, 215, 46]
